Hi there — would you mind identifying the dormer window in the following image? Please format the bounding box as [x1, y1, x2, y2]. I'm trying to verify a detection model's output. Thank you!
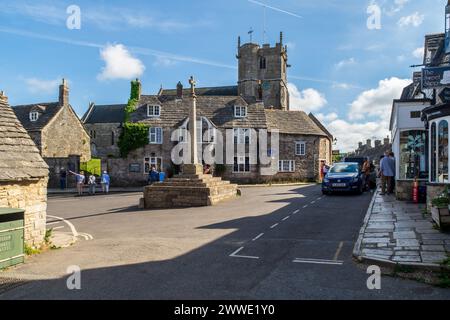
[234, 105, 247, 118]
[29, 112, 39, 122]
[147, 105, 161, 117]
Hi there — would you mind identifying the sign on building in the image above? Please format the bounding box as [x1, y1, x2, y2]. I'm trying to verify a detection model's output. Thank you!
[422, 66, 450, 89]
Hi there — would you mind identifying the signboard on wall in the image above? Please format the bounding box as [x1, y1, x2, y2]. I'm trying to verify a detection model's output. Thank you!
[129, 163, 141, 173]
[422, 66, 450, 89]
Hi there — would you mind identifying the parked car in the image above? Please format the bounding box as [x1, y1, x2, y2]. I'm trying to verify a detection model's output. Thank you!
[322, 162, 365, 195]
[343, 157, 368, 168]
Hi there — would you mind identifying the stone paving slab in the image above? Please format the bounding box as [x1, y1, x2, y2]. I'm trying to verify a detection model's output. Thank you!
[354, 190, 450, 269]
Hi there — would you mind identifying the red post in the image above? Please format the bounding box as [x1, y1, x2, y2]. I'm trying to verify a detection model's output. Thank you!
[412, 179, 419, 204]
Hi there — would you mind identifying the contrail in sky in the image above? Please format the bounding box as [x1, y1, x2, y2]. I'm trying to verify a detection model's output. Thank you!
[247, 0, 302, 19]
[0, 26, 236, 70]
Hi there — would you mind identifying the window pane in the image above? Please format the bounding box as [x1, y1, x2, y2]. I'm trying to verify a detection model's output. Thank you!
[399, 130, 428, 180]
[438, 121, 448, 183]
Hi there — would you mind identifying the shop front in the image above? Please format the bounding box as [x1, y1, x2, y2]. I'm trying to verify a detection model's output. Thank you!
[422, 103, 450, 209]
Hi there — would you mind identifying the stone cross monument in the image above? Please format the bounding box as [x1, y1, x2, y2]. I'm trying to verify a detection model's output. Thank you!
[184, 76, 203, 175]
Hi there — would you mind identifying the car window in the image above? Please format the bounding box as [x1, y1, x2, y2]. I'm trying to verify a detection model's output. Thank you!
[330, 164, 359, 173]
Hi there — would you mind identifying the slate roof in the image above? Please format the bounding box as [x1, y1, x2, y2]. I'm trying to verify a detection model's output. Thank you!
[82, 104, 127, 124]
[12, 102, 61, 131]
[400, 83, 418, 100]
[159, 86, 238, 97]
[264, 109, 329, 137]
[0, 94, 48, 182]
[134, 95, 267, 129]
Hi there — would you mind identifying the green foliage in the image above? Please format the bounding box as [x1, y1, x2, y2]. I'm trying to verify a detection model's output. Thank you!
[432, 195, 449, 208]
[80, 158, 102, 176]
[118, 123, 149, 158]
[118, 80, 149, 157]
[24, 244, 41, 256]
[44, 229, 53, 245]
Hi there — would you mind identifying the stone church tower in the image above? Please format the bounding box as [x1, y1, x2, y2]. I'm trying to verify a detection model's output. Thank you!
[237, 32, 290, 110]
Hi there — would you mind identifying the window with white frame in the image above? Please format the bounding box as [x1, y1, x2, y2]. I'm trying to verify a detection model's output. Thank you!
[233, 156, 250, 173]
[295, 141, 306, 156]
[149, 127, 163, 144]
[234, 105, 247, 118]
[144, 157, 162, 173]
[278, 160, 295, 172]
[147, 105, 161, 117]
[29, 112, 39, 122]
[233, 128, 251, 144]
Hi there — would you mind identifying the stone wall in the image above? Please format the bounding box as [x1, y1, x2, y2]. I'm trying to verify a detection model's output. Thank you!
[45, 156, 81, 188]
[41, 105, 91, 162]
[84, 123, 122, 158]
[396, 180, 413, 201]
[0, 178, 48, 247]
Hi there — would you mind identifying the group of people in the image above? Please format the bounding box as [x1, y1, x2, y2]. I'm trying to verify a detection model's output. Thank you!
[378, 151, 396, 196]
[65, 170, 111, 196]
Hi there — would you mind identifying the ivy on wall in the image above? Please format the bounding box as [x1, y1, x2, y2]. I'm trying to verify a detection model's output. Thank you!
[118, 80, 150, 158]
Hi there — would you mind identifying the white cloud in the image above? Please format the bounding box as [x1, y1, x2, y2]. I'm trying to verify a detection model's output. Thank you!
[398, 12, 424, 27]
[412, 47, 424, 59]
[325, 119, 390, 153]
[386, 0, 410, 15]
[24, 77, 60, 94]
[348, 77, 411, 121]
[315, 112, 339, 123]
[288, 83, 327, 113]
[335, 57, 356, 69]
[97, 44, 145, 81]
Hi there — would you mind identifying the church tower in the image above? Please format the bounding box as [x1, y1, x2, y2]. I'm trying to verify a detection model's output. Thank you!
[237, 32, 290, 110]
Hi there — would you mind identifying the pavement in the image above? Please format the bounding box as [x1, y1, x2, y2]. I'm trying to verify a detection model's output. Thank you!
[354, 189, 450, 268]
[1, 185, 449, 299]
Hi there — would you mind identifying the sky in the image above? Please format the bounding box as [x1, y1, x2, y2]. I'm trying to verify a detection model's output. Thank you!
[0, 0, 447, 152]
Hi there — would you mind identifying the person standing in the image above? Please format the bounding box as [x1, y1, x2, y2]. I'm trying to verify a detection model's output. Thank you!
[88, 173, 97, 195]
[148, 167, 159, 185]
[388, 152, 396, 194]
[60, 167, 67, 190]
[70, 170, 85, 196]
[362, 159, 371, 191]
[101, 171, 111, 194]
[379, 151, 395, 195]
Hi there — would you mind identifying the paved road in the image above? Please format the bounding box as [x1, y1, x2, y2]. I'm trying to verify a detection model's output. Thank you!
[1, 185, 449, 299]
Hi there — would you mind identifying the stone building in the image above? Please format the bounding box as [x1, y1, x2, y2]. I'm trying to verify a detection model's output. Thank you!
[0, 91, 48, 247]
[12, 79, 91, 188]
[85, 35, 332, 185]
[82, 103, 126, 158]
[349, 137, 392, 164]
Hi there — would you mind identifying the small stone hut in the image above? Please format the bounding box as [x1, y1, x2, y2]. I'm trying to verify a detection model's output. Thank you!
[0, 91, 49, 247]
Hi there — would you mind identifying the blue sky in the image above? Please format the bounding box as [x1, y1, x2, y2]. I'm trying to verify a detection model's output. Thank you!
[0, 0, 446, 151]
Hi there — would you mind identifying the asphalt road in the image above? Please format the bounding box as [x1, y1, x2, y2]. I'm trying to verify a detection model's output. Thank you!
[1, 184, 449, 299]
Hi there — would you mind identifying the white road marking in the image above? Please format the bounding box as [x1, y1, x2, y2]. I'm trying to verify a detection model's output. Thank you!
[229, 247, 259, 259]
[293, 258, 344, 266]
[270, 223, 279, 229]
[46, 221, 60, 226]
[311, 201, 316, 204]
[293, 209, 300, 214]
[52, 226, 64, 231]
[282, 216, 290, 221]
[333, 241, 344, 261]
[303, 205, 308, 208]
[78, 232, 94, 240]
[47, 215, 78, 237]
[252, 233, 264, 241]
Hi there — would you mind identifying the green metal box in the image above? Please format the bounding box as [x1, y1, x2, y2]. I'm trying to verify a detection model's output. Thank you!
[0, 208, 25, 270]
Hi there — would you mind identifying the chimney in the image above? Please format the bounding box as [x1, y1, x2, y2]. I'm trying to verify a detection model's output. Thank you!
[375, 140, 381, 148]
[384, 136, 390, 145]
[133, 78, 142, 100]
[366, 139, 372, 148]
[59, 79, 69, 106]
[0, 91, 8, 104]
[176, 81, 183, 99]
[358, 142, 363, 149]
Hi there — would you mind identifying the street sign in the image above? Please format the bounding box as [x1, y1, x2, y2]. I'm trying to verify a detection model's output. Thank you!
[422, 66, 450, 89]
[439, 87, 450, 104]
